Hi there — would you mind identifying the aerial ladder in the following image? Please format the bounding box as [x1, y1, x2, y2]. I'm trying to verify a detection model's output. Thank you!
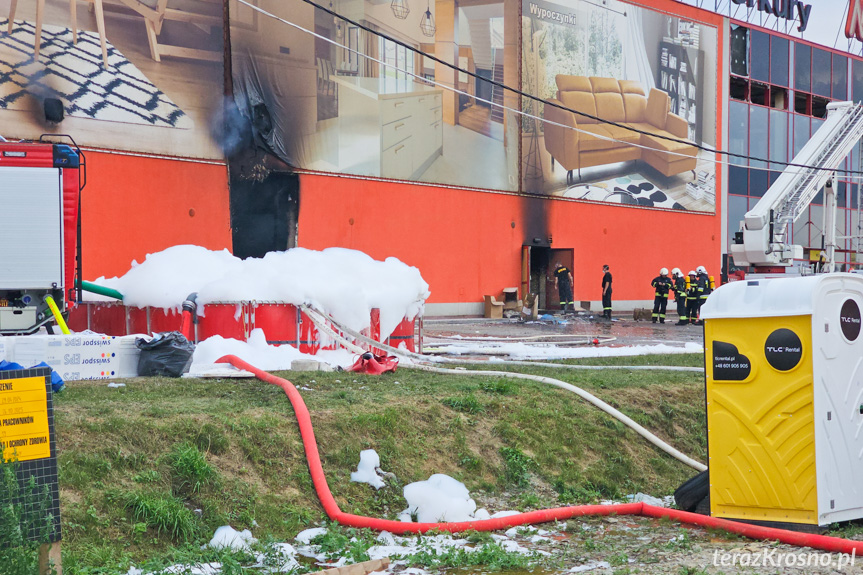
[730, 101, 863, 273]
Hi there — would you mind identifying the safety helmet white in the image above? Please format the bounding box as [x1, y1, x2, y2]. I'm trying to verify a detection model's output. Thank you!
[671, 267, 681, 276]
[660, 267, 668, 276]
[688, 270, 696, 276]
[696, 265, 706, 274]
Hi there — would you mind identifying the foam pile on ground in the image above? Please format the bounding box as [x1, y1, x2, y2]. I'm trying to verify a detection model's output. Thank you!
[296, 528, 536, 568]
[351, 449, 386, 489]
[189, 328, 354, 372]
[127, 527, 300, 574]
[207, 525, 258, 551]
[92, 245, 429, 339]
[450, 342, 703, 360]
[397, 474, 492, 522]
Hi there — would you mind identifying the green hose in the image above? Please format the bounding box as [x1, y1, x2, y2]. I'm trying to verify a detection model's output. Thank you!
[78, 280, 124, 301]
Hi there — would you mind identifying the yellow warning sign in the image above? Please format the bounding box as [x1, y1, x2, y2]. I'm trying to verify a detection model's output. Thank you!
[0, 376, 50, 462]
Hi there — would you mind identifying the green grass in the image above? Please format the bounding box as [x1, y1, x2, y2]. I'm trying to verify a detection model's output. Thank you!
[50, 353, 713, 572]
[167, 442, 218, 495]
[117, 490, 200, 540]
[0, 456, 57, 575]
[310, 525, 379, 564]
[407, 540, 533, 569]
[441, 394, 486, 414]
[500, 446, 536, 487]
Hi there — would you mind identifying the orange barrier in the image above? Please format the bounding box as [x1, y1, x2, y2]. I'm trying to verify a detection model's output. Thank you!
[215, 354, 863, 554]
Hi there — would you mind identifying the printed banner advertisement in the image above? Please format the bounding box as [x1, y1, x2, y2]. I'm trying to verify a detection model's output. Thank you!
[523, 0, 719, 212]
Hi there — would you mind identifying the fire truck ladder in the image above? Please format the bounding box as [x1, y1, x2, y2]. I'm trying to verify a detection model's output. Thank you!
[772, 104, 863, 247]
[732, 101, 863, 269]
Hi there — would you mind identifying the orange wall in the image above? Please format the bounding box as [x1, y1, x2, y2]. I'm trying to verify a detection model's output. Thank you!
[297, 174, 723, 304]
[81, 151, 232, 280]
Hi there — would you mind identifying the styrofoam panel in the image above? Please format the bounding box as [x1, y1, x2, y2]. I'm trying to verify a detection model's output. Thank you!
[1, 335, 142, 380]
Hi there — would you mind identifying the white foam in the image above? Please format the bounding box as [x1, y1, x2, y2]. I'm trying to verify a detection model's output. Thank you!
[431, 342, 703, 359]
[92, 246, 430, 340]
[295, 527, 328, 544]
[351, 449, 386, 490]
[189, 329, 355, 372]
[400, 474, 478, 523]
[207, 526, 257, 551]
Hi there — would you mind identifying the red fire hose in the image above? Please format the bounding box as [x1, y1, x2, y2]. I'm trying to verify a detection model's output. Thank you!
[216, 355, 863, 554]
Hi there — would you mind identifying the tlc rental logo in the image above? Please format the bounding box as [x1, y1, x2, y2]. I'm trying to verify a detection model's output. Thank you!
[847, 0, 863, 41]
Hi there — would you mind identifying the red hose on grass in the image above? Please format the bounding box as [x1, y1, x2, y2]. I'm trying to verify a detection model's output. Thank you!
[216, 355, 863, 554]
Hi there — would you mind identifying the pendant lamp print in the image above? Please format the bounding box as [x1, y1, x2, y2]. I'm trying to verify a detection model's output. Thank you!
[330, 0, 343, 38]
[392, 0, 410, 19]
[420, 0, 435, 37]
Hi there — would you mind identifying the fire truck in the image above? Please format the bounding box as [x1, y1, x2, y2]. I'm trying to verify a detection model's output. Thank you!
[730, 101, 863, 273]
[0, 137, 84, 334]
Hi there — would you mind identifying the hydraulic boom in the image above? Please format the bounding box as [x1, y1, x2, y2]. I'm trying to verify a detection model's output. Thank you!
[730, 101, 863, 271]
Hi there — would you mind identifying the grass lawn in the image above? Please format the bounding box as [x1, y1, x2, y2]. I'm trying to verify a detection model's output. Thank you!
[8, 354, 710, 572]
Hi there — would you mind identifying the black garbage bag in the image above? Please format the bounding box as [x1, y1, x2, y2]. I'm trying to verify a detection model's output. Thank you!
[136, 331, 195, 377]
[674, 470, 709, 512]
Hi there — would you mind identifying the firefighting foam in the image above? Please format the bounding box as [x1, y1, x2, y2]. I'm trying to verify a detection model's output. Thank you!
[90, 245, 430, 340]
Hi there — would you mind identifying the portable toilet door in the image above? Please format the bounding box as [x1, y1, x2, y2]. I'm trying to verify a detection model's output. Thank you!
[700, 274, 863, 528]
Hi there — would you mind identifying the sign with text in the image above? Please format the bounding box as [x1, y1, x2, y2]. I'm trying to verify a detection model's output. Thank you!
[0, 375, 51, 462]
[0, 367, 61, 543]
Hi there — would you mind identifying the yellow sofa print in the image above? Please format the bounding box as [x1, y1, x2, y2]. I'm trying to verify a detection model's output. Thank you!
[543, 76, 698, 185]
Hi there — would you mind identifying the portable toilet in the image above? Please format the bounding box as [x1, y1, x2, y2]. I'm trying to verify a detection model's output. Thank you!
[700, 274, 863, 528]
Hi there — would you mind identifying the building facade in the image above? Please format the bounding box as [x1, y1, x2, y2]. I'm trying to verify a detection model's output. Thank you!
[0, 0, 857, 314]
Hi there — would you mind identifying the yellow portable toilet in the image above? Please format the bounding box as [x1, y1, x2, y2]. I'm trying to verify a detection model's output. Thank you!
[700, 274, 863, 528]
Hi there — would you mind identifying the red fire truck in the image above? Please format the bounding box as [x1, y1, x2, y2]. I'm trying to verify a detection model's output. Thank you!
[0, 137, 84, 334]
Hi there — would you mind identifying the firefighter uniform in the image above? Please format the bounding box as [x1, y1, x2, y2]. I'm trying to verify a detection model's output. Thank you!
[686, 271, 699, 324]
[672, 271, 688, 325]
[554, 264, 574, 314]
[602, 266, 613, 319]
[650, 272, 673, 323]
[695, 267, 712, 324]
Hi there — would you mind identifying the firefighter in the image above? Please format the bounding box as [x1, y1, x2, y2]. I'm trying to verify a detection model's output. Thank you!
[650, 268, 673, 324]
[695, 265, 713, 324]
[686, 270, 699, 324]
[671, 268, 688, 325]
[553, 262, 574, 314]
[601, 264, 613, 319]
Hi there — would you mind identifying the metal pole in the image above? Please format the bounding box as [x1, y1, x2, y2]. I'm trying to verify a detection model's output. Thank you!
[858, 139, 863, 267]
[824, 176, 838, 273]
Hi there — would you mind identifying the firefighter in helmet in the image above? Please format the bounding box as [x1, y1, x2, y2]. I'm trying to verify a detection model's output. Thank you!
[671, 268, 688, 325]
[686, 270, 699, 325]
[695, 265, 713, 324]
[650, 268, 673, 324]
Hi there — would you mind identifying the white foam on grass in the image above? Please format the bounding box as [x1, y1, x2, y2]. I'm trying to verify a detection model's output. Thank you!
[189, 328, 355, 373]
[207, 525, 257, 551]
[295, 527, 328, 545]
[92, 246, 430, 340]
[568, 561, 612, 572]
[398, 474, 481, 523]
[434, 342, 703, 360]
[351, 449, 386, 490]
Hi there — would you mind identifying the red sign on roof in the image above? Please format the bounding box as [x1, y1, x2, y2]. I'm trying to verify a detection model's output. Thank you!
[847, 0, 863, 41]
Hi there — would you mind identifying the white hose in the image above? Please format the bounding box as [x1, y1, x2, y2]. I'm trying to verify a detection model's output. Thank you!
[305, 306, 702, 373]
[301, 306, 708, 472]
[427, 333, 614, 342]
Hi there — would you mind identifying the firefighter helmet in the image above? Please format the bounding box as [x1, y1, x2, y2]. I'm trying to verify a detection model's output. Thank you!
[688, 270, 696, 276]
[671, 267, 682, 276]
[660, 267, 668, 276]
[696, 265, 706, 274]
